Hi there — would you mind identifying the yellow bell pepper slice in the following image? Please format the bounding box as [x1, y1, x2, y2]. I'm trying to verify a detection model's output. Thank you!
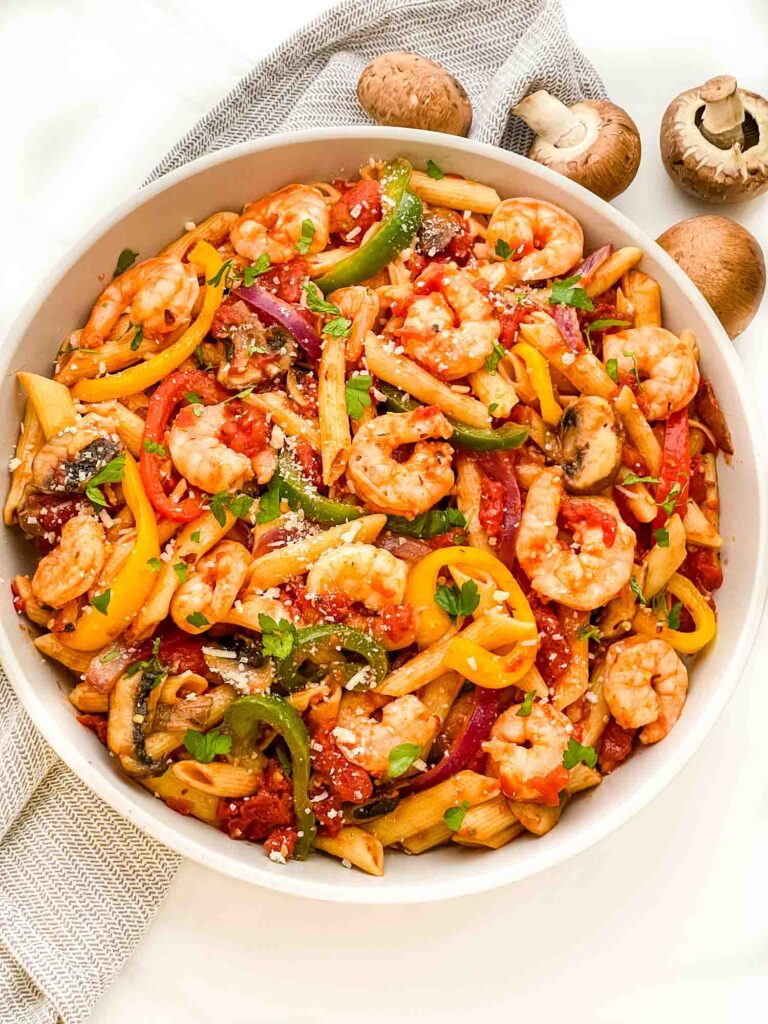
[512, 342, 562, 426]
[443, 622, 538, 689]
[61, 454, 160, 651]
[71, 241, 226, 402]
[632, 572, 717, 654]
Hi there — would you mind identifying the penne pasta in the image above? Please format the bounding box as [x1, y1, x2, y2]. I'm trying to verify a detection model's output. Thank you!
[313, 827, 385, 876]
[318, 335, 351, 485]
[467, 362, 518, 419]
[171, 760, 262, 797]
[401, 821, 453, 854]
[683, 500, 723, 548]
[552, 607, 590, 710]
[17, 372, 77, 439]
[243, 391, 321, 448]
[644, 514, 686, 597]
[584, 247, 644, 298]
[142, 769, 221, 826]
[454, 457, 493, 553]
[618, 269, 662, 327]
[453, 821, 524, 849]
[4, 403, 44, 525]
[409, 170, 502, 214]
[34, 633, 99, 673]
[613, 386, 662, 475]
[519, 312, 615, 400]
[79, 401, 145, 457]
[161, 211, 239, 261]
[69, 682, 108, 713]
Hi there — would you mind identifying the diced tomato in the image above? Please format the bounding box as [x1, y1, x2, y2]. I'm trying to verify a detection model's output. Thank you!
[263, 826, 298, 860]
[20, 494, 89, 550]
[689, 453, 708, 506]
[654, 408, 690, 526]
[529, 765, 570, 806]
[217, 759, 294, 842]
[329, 179, 382, 239]
[527, 591, 571, 687]
[479, 473, 504, 537]
[293, 439, 323, 489]
[219, 402, 269, 458]
[498, 304, 530, 349]
[283, 581, 353, 624]
[77, 714, 108, 746]
[427, 528, 467, 549]
[598, 719, 635, 774]
[379, 602, 415, 646]
[157, 632, 208, 677]
[311, 728, 373, 804]
[257, 258, 310, 305]
[560, 496, 618, 547]
[308, 780, 344, 837]
[682, 550, 724, 594]
[211, 298, 260, 340]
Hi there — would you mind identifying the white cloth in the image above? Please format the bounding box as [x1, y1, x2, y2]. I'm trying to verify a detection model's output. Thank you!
[2, 1, 604, 1021]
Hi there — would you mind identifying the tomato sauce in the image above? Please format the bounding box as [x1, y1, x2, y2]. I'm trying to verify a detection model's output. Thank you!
[560, 496, 618, 547]
[219, 402, 269, 458]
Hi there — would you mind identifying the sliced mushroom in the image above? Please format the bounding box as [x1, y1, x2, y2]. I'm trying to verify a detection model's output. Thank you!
[214, 302, 297, 389]
[415, 208, 462, 256]
[512, 91, 641, 201]
[32, 413, 123, 494]
[560, 396, 623, 494]
[107, 667, 167, 777]
[660, 75, 768, 202]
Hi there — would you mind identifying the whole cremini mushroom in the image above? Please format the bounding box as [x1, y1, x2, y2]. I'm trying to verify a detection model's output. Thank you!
[657, 215, 765, 338]
[357, 52, 472, 136]
[511, 90, 641, 201]
[660, 75, 768, 203]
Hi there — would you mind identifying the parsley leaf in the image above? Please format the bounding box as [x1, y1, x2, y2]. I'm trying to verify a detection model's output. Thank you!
[577, 623, 602, 642]
[658, 482, 681, 516]
[386, 508, 466, 539]
[605, 358, 619, 383]
[85, 454, 126, 508]
[623, 349, 641, 387]
[228, 493, 254, 519]
[255, 476, 282, 524]
[323, 316, 353, 339]
[584, 318, 629, 351]
[516, 689, 537, 717]
[183, 728, 232, 763]
[387, 742, 422, 779]
[100, 648, 122, 664]
[295, 219, 316, 255]
[143, 439, 167, 457]
[434, 579, 480, 623]
[91, 589, 111, 615]
[186, 611, 209, 628]
[194, 344, 210, 369]
[258, 613, 297, 659]
[208, 490, 253, 526]
[173, 562, 188, 583]
[495, 238, 513, 260]
[130, 323, 143, 351]
[563, 737, 597, 770]
[207, 259, 234, 287]
[443, 801, 470, 832]
[550, 274, 594, 312]
[345, 374, 373, 419]
[488, 402, 498, 415]
[622, 473, 660, 487]
[667, 601, 683, 630]
[146, 557, 162, 572]
[124, 638, 165, 686]
[190, 531, 201, 544]
[629, 577, 647, 605]
[184, 391, 202, 405]
[426, 159, 445, 180]
[113, 248, 138, 278]
[653, 527, 670, 548]
[242, 253, 271, 285]
[485, 340, 506, 375]
[303, 281, 341, 316]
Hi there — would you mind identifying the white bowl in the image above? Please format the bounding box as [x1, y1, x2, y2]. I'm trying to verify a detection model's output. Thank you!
[2, 127, 766, 904]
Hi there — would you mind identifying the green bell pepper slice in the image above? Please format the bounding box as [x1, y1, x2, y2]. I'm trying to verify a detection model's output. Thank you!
[275, 624, 389, 694]
[380, 383, 529, 451]
[277, 448, 363, 524]
[225, 694, 316, 860]
[315, 159, 423, 294]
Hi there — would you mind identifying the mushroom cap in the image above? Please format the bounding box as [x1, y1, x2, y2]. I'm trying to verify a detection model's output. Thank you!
[527, 99, 641, 201]
[357, 52, 472, 137]
[657, 215, 766, 339]
[660, 83, 768, 203]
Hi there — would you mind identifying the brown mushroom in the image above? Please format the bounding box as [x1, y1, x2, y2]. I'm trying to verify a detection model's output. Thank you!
[511, 91, 641, 201]
[657, 214, 765, 339]
[357, 52, 472, 136]
[560, 396, 623, 494]
[660, 75, 768, 203]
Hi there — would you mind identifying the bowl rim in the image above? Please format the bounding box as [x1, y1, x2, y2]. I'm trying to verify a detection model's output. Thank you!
[2, 125, 767, 904]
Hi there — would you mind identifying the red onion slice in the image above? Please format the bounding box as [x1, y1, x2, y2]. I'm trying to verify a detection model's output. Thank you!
[475, 450, 521, 570]
[553, 304, 586, 354]
[234, 284, 322, 360]
[575, 243, 613, 284]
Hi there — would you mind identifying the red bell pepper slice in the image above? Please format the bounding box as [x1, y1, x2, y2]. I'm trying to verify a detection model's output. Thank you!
[654, 408, 690, 527]
[139, 368, 225, 522]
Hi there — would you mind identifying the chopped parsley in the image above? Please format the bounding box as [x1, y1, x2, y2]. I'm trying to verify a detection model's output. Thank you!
[549, 274, 594, 312]
[91, 589, 111, 615]
[584, 318, 629, 351]
[629, 577, 647, 605]
[562, 737, 597, 770]
[143, 439, 167, 457]
[387, 742, 422, 779]
[184, 391, 203, 405]
[653, 527, 670, 548]
[100, 648, 122, 664]
[345, 374, 373, 419]
[295, 219, 316, 254]
[443, 801, 470, 832]
[207, 259, 234, 287]
[255, 476, 282, 524]
[605, 358, 619, 383]
[130, 323, 143, 351]
[484, 341, 506, 375]
[495, 238, 513, 260]
[173, 562, 188, 583]
[113, 248, 138, 278]
[303, 281, 341, 316]
[623, 349, 641, 388]
[434, 579, 480, 623]
[426, 159, 445, 180]
[516, 689, 537, 717]
[658, 483, 682, 517]
[323, 316, 353, 339]
[209, 490, 254, 527]
[622, 473, 659, 487]
[386, 507, 466, 539]
[85, 454, 126, 508]
[258, 614, 297, 659]
[125, 638, 165, 686]
[183, 728, 232, 763]
[186, 611, 209, 628]
[667, 601, 683, 630]
[190, 531, 201, 544]
[576, 623, 602, 642]
[146, 557, 162, 572]
[242, 253, 271, 285]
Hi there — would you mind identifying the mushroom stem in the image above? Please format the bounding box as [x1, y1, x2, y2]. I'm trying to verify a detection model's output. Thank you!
[512, 90, 587, 148]
[700, 76, 745, 149]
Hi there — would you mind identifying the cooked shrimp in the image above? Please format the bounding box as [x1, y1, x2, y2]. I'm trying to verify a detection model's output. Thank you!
[486, 198, 584, 282]
[31, 514, 106, 608]
[602, 327, 700, 421]
[168, 403, 252, 494]
[306, 542, 408, 612]
[346, 407, 454, 518]
[397, 264, 499, 379]
[333, 693, 439, 776]
[80, 256, 199, 349]
[483, 702, 571, 804]
[328, 286, 379, 362]
[230, 184, 330, 263]
[516, 466, 635, 610]
[604, 635, 688, 744]
[32, 413, 123, 493]
[170, 540, 251, 634]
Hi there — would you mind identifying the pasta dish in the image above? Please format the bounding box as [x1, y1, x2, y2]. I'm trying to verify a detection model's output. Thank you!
[6, 158, 729, 875]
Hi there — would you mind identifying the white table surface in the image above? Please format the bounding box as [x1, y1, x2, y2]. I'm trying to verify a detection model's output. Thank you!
[3, 1, 768, 1020]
